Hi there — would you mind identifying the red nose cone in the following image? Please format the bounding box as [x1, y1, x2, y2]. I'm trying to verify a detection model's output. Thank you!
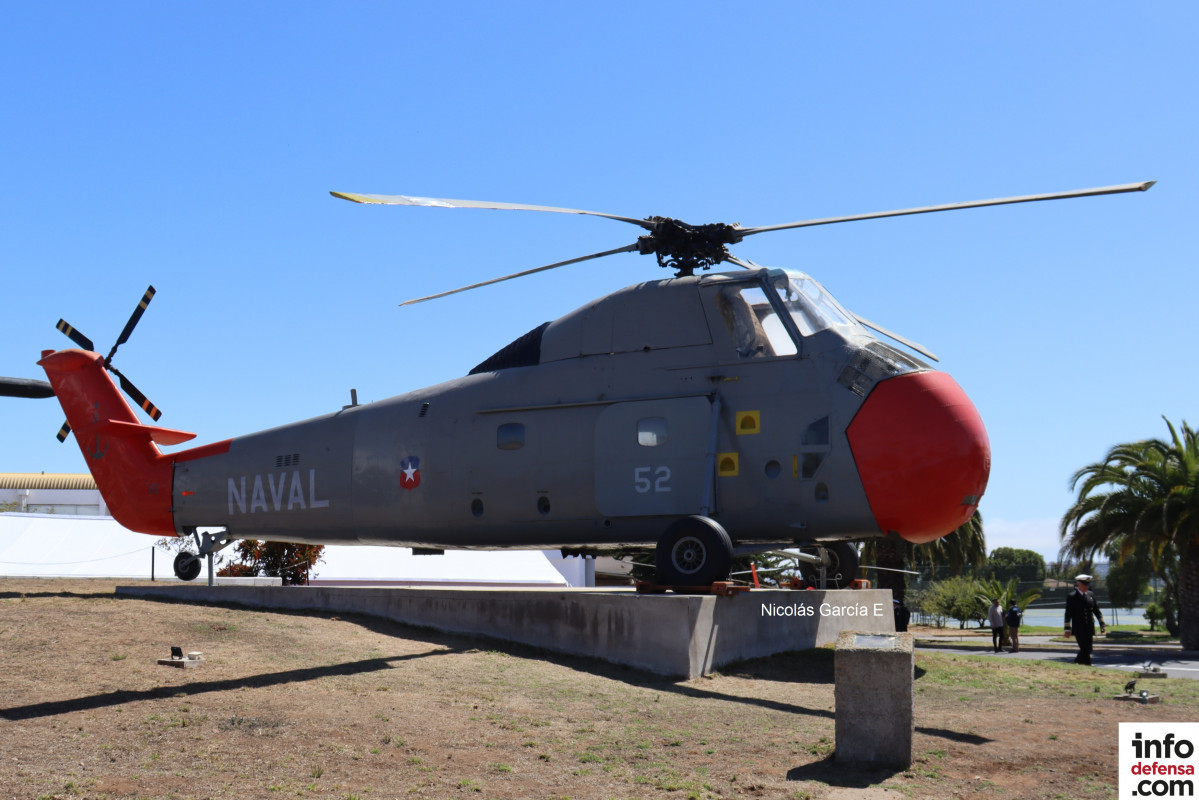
[847, 371, 990, 544]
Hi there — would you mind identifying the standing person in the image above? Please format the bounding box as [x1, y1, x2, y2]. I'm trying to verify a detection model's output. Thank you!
[1064, 574, 1106, 665]
[1006, 603, 1023, 653]
[987, 598, 1005, 653]
[893, 598, 910, 632]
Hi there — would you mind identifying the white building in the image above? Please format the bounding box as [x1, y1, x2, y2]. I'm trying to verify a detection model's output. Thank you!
[0, 472, 107, 515]
[0, 473, 594, 585]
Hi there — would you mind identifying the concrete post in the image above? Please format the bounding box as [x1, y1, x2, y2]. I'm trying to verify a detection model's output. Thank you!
[834, 631, 914, 769]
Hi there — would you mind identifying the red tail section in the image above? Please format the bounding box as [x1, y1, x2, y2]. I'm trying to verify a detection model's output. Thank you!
[38, 349, 196, 536]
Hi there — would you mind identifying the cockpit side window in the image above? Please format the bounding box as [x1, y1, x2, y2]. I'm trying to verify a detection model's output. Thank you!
[769, 273, 857, 337]
[715, 285, 798, 359]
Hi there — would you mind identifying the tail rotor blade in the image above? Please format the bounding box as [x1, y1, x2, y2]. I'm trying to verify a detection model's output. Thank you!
[55, 320, 95, 352]
[111, 367, 163, 420]
[108, 285, 156, 361]
[47, 286, 165, 442]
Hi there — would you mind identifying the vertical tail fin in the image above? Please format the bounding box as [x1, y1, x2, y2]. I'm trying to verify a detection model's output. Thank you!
[38, 349, 194, 535]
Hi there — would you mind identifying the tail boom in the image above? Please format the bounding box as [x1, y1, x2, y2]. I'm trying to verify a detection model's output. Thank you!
[38, 349, 186, 535]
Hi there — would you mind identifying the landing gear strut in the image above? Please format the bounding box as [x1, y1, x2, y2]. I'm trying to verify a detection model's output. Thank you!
[172, 528, 237, 582]
[796, 542, 860, 589]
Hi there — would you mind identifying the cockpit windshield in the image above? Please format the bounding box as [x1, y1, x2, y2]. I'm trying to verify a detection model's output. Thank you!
[767, 271, 859, 338]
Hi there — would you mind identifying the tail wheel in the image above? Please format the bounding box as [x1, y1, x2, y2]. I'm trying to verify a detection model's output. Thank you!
[654, 516, 733, 588]
[798, 542, 860, 589]
[173, 551, 202, 582]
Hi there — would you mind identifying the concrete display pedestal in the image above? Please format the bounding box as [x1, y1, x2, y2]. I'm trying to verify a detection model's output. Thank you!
[115, 585, 895, 678]
[834, 631, 914, 769]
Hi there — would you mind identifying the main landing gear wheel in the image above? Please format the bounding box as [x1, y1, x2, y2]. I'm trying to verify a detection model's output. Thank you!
[654, 516, 734, 589]
[798, 541, 860, 589]
[173, 552, 202, 582]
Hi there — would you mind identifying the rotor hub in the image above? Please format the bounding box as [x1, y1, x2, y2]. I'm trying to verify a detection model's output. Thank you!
[638, 217, 744, 277]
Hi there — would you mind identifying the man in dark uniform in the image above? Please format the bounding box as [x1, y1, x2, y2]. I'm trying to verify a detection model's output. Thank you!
[1064, 574, 1106, 665]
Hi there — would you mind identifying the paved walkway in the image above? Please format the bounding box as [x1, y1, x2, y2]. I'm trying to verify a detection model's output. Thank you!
[914, 631, 1196, 680]
[906, 628, 1179, 647]
[913, 631, 1183, 652]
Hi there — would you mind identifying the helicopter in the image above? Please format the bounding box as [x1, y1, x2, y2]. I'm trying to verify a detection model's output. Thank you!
[2, 180, 1153, 587]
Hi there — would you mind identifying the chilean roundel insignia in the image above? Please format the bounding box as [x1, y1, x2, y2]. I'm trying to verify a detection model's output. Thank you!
[400, 456, 421, 490]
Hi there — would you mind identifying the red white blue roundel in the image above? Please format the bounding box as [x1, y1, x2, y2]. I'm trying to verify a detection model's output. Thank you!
[400, 456, 421, 490]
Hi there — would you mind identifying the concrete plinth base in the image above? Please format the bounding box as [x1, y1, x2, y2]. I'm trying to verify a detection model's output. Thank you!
[116, 585, 894, 678]
[1137, 672, 1168, 679]
[157, 658, 201, 669]
[834, 631, 914, 769]
[1114, 694, 1162, 704]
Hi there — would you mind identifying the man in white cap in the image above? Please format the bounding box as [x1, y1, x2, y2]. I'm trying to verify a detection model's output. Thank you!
[1064, 574, 1106, 665]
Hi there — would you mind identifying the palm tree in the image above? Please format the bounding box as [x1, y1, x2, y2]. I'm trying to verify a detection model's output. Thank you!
[915, 510, 987, 576]
[1059, 417, 1199, 650]
[862, 510, 987, 603]
[866, 533, 909, 603]
[975, 576, 1042, 647]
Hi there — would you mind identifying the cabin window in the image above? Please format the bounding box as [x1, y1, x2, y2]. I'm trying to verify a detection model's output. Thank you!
[800, 416, 830, 479]
[637, 417, 668, 447]
[715, 285, 797, 359]
[802, 416, 829, 446]
[801, 453, 825, 479]
[497, 423, 525, 450]
[769, 273, 857, 337]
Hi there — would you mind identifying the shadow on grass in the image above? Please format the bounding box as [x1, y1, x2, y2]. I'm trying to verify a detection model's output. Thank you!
[4, 583, 989, 747]
[0, 648, 462, 721]
[787, 753, 905, 786]
[0, 590, 120, 601]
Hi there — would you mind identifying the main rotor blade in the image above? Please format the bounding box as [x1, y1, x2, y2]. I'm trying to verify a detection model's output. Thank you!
[110, 365, 163, 421]
[108, 285, 156, 361]
[331, 191, 654, 231]
[55, 319, 94, 352]
[724, 255, 759, 270]
[739, 181, 1156, 237]
[0, 377, 54, 399]
[401, 243, 641, 306]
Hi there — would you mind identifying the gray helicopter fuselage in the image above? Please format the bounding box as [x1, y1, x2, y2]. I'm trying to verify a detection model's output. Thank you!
[31, 180, 1152, 583]
[172, 268, 921, 550]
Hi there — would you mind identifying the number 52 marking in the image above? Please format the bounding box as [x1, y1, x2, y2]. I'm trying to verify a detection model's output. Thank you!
[634, 466, 672, 494]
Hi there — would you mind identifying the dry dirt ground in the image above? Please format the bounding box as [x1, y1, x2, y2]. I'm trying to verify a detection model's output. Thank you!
[2, 579, 1195, 800]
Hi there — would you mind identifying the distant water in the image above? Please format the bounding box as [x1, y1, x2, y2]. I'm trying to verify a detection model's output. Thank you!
[1020, 605, 1150, 627]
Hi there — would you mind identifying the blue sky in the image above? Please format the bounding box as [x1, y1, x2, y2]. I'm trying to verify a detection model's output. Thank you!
[2, 3, 1194, 564]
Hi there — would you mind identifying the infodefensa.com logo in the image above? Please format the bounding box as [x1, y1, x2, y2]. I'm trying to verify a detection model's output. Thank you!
[1120, 723, 1198, 799]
